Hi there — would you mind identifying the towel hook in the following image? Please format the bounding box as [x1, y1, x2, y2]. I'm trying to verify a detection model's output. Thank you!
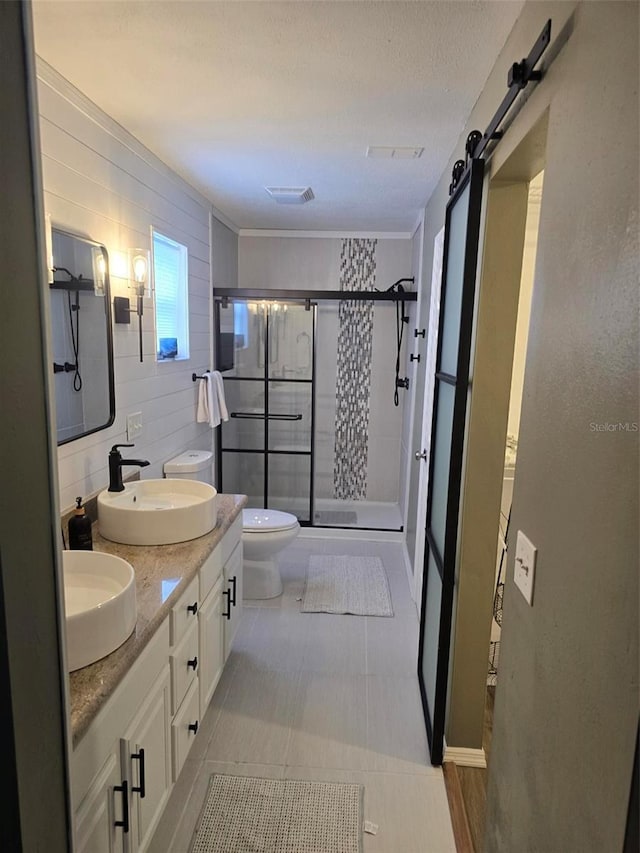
[192, 372, 209, 382]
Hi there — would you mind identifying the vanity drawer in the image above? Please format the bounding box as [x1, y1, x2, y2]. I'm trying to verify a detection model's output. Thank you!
[170, 618, 199, 715]
[171, 677, 200, 782]
[170, 575, 199, 646]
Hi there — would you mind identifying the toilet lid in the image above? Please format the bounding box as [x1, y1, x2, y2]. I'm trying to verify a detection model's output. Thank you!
[242, 509, 299, 532]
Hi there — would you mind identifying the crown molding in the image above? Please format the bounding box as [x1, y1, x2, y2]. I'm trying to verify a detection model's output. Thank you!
[238, 229, 414, 240]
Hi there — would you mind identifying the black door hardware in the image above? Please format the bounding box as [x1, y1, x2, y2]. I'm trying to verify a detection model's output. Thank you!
[114, 780, 129, 833]
[410, 354, 421, 363]
[187, 601, 198, 615]
[188, 656, 198, 671]
[131, 749, 146, 798]
[223, 589, 232, 620]
[229, 576, 237, 607]
[188, 721, 199, 734]
[414, 329, 425, 338]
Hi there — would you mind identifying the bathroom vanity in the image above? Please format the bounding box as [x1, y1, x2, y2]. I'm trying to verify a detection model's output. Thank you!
[68, 493, 246, 853]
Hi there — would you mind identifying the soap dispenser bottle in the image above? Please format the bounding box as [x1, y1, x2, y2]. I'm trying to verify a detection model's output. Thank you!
[68, 497, 93, 550]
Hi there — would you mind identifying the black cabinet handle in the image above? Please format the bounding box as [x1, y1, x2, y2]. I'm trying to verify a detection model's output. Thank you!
[131, 748, 146, 799]
[188, 656, 198, 671]
[229, 575, 237, 607]
[114, 780, 129, 833]
[188, 720, 199, 734]
[222, 589, 232, 620]
[187, 602, 198, 615]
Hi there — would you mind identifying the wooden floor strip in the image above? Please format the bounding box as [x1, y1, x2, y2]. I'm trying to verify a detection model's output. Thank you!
[443, 760, 475, 853]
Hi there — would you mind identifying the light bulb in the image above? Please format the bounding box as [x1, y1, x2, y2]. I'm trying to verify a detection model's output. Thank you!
[132, 254, 147, 284]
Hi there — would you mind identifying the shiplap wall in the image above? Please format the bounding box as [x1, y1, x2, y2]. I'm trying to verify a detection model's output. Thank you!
[37, 60, 237, 511]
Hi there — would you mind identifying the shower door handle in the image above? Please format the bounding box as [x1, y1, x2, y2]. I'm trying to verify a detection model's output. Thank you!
[230, 412, 302, 421]
[415, 450, 428, 461]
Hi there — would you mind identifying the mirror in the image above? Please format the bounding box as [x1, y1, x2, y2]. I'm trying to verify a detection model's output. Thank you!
[48, 227, 115, 444]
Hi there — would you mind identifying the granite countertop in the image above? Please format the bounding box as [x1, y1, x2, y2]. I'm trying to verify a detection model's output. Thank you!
[68, 492, 247, 747]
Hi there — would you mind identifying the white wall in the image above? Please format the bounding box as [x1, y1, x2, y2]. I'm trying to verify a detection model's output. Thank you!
[238, 235, 413, 503]
[37, 60, 237, 511]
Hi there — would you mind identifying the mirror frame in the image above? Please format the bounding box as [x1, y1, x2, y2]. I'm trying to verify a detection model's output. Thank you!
[49, 226, 116, 445]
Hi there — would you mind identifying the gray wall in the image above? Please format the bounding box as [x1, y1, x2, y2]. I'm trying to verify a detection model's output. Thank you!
[0, 2, 72, 848]
[420, 2, 638, 850]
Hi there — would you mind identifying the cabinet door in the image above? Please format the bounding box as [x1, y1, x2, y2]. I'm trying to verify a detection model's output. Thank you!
[75, 753, 123, 853]
[199, 577, 224, 719]
[223, 541, 243, 660]
[121, 666, 172, 853]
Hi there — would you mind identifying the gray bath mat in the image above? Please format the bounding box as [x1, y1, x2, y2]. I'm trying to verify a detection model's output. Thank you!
[301, 555, 394, 617]
[189, 774, 363, 853]
[314, 510, 358, 526]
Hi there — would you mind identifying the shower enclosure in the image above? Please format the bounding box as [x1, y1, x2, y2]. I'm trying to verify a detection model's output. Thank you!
[215, 287, 416, 531]
[216, 299, 315, 521]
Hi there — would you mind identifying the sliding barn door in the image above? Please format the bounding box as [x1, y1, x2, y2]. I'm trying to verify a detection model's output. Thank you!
[418, 158, 485, 765]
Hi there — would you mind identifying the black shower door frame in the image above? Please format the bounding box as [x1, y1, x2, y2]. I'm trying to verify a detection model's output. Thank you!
[215, 298, 317, 525]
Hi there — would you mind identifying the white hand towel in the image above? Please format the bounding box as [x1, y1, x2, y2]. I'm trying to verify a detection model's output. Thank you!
[211, 371, 229, 422]
[196, 371, 229, 428]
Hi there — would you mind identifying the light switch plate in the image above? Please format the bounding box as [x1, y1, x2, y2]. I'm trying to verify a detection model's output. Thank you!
[126, 411, 143, 442]
[514, 530, 537, 605]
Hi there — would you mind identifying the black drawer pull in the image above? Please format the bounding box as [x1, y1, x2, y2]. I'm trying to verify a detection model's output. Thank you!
[188, 721, 199, 735]
[114, 780, 129, 833]
[222, 589, 232, 620]
[188, 656, 198, 671]
[229, 575, 237, 607]
[187, 602, 198, 615]
[131, 748, 146, 798]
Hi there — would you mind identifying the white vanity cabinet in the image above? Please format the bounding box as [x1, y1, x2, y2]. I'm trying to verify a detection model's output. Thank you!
[71, 509, 244, 853]
[71, 621, 171, 853]
[169, 575, 201, 781]
[120, 668, 172, 853]
[222, 515, 243, 660]
[199, 573, 225, 719]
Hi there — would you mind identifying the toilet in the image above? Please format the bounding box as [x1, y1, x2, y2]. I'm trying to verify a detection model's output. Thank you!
[242, 509, 300, 599]
[163, 449, 214, 484]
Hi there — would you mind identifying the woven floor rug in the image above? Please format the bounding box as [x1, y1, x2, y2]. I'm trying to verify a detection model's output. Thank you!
[189, 774, 363, 853]
[301, 555, 393, 617]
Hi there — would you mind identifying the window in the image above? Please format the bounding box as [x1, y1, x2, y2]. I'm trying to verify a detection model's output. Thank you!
[234, 302, 249, 348]
[152, 230, 189, 360]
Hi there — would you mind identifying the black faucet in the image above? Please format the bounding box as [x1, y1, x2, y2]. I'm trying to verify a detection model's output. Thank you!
[108, 444, 150, 492]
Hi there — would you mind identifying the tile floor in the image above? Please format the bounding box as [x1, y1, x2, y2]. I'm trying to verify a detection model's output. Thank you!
[148, 536, 456, 853]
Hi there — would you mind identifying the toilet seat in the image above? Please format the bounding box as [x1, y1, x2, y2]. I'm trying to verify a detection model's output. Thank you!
[242, 509, 299, 533]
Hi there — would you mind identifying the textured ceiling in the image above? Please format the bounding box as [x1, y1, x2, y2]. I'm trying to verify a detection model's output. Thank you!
[32, 1, 525, 232]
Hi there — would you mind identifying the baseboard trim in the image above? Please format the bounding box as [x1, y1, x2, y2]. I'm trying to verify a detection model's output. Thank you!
[443, 746, 487, 768]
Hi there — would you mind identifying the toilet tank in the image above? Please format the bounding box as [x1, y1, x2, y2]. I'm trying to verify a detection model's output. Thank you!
[163, 450, 214, 485]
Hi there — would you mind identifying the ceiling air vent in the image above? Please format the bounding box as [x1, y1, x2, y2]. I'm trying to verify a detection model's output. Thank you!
[366, 146, 424, 159]
[265, 187, 315, 205]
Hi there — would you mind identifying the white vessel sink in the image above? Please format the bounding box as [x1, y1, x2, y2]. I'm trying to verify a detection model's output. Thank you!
[97, 479, 218, 545]
[62, 550, 137, 672]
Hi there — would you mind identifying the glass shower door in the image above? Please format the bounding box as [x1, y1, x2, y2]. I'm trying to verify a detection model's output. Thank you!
[217, 300, 315, 522]
[266, 303, 315, 522]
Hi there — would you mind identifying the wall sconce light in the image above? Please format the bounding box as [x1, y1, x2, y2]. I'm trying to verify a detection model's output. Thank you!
[91, 247, 107, 296]
[45, 213, 54, 285]
[113, 248, 150, 363]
